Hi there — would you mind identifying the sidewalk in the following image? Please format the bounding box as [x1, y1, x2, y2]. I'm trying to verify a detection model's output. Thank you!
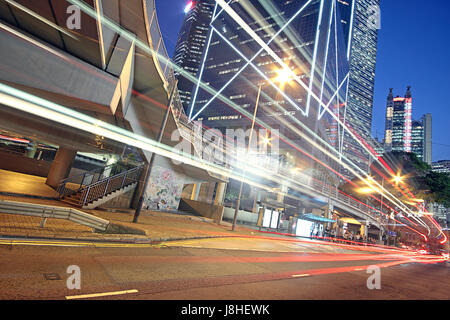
[0, 194, 265, 244]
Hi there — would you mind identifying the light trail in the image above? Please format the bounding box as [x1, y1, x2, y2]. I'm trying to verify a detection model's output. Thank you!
[4, 0, 78, 40]
[63, 0, 432, 230]
[1, 1, 442, 240]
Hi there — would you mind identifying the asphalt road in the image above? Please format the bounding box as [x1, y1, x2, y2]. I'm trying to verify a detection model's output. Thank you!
[0, 237, 448, 300]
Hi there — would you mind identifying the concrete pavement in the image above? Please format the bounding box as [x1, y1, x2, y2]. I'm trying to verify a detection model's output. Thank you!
[0, 193, 273, 244]
[0, 239, 447, 300]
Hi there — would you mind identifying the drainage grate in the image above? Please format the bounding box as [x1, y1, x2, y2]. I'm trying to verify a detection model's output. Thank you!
[43, 273, 62, 280]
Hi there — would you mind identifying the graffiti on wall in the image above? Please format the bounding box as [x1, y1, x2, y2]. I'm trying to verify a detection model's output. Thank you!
[144, 165, 184, 210]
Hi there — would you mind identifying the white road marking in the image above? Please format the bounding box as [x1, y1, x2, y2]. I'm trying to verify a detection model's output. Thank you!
[292, 274, 310, 278]
[66, 289, 138, 300]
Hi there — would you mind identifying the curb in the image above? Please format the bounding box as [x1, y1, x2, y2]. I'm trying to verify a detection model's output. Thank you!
[0, 233, 235, 245]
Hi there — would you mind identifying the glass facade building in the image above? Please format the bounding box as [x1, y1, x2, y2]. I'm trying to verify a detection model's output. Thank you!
[411, 119, 424, 161]
[172, 0, 216, 111]
[422, 113, 432, 165]
[175, 0, 380, 179]
[384, 88, 431, 162]
[189, 0, 350, 151]
[340, 0, 380, 173]
[384, 87, 413, 153]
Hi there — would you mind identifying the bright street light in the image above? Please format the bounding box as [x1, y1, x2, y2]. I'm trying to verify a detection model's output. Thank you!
[232, 67, 294, 231]
[275, 67, 294, 84]
[393, 175, 403, 184]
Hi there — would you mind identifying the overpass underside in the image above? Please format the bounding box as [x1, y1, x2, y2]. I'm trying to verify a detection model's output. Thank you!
[0, 0, 225, 210]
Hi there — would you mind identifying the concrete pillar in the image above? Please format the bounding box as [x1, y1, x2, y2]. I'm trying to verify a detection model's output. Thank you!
[205, 182, 216, 204]
[191, 183, 201, 201]
[27, 141, 38, 159]
[252, 188, 261, 213]
[277, 185, 288, 203]
[213, 182, 227, 205]
[46, 147, 77, 188]
[257, 207, 264, 228]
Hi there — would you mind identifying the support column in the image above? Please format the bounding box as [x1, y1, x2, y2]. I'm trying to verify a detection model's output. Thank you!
[46, 147, 77, 188]
[191, 183, 201, 201]
[252, 188, 261, 213]
[213, 182, 226, 206]
[27, 140, 38, 159]
[277, 185, 288, 203]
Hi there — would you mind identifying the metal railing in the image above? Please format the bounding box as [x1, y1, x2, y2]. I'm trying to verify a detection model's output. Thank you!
[0, 200, 110, 231]
[57, 163, 137, 198]
[146, 1, 380, 220]
[77, 165, 143, 207]
[57, 164, 143, 207]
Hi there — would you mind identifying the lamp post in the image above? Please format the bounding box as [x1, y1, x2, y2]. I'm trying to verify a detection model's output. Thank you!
[232, 83, 262, 231]
[231, 68, 293, 231]
[133, 80, 178, 223]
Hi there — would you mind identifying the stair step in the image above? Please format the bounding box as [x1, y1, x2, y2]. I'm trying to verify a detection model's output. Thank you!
[67, 194, 82, 200]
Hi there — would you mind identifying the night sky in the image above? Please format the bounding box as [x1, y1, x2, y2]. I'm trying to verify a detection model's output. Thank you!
[155, 0, 450, 161]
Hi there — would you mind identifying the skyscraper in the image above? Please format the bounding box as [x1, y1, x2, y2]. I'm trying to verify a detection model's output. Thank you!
[339, 0, 380, 173]
[384, 86, 413, 153]
[190, 0, 349, 136]
[181, 0, 379, 180]
[422, 113, 432, 165]
[383, 87, 431, 162]
[187, 0, 351, 184]
[172, 0, 215, 111]
[411, 119, 424, 161]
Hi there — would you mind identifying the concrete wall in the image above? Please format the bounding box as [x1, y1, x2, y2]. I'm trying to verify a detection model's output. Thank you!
[222, 206, 258, 225]
[99, 187, 136, 209]
[178, 198, 224, 223]
[0, 150, 51, 177]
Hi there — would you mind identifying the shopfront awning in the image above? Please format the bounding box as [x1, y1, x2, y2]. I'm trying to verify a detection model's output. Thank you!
[299, 213, 336, 223]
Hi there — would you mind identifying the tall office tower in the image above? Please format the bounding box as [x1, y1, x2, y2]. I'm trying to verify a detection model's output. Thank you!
[190, 0, 349, 129]
[411, 119, 424, 161]
[384, 86, 413, 153]
[172, 0, 215, 111]
[422, 113, 432, 165]
[189, 0, 351, 184]
[432, 160, 450, 174]
[339, 0, 380, 173]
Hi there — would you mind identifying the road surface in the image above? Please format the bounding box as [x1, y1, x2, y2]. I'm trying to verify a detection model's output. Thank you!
[0, 236, 448, 300]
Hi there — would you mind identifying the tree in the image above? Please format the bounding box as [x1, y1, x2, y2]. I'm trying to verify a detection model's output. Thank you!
[339, 151, 450, 209]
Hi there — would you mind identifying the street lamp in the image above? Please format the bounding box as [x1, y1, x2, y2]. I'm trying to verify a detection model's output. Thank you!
[231, 70, 293, 231]
[393, 174, 403, 185]
[231, 83, 262, 231]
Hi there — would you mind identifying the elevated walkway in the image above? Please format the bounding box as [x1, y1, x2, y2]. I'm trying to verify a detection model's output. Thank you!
[0, 0, 227, 212]
[0, 0, 382, 229]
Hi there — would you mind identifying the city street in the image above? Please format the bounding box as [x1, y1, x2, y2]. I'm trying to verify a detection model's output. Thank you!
[0, 237, 448, 300]
[0, 0, 449, 306]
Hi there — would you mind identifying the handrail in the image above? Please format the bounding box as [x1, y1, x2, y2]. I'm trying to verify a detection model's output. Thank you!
[76, 165, 144, 207]
[59, 164, 113, 185]
[57, 162, 140, 198]
[146, 2, 379, 222]
[0, 200, 109, 231]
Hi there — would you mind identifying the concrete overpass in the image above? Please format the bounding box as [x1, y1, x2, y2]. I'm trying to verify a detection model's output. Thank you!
[0, 0, 386, 231]
[0, 0, 227, 210]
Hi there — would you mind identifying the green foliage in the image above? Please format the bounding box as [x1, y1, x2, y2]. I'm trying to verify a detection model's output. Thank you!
[422, 171, 450, 207]
[339, 151, 450, 208]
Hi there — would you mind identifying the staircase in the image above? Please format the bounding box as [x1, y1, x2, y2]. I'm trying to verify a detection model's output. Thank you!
[57, 163, 144, 209]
